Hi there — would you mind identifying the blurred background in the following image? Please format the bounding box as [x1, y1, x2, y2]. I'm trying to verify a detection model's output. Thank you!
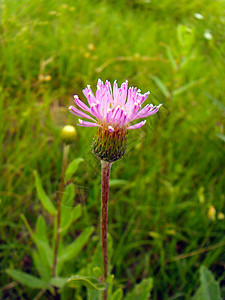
[0, 0, 224, 299]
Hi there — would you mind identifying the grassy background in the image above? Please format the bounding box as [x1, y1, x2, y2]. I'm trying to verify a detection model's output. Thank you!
[0, 0, 224, 299]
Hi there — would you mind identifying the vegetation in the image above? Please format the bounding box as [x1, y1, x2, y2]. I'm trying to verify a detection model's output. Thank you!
[0, 0, 224, 299]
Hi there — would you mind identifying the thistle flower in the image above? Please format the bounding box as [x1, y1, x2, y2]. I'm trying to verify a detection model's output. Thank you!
[68, 79, 162, 299]
[69, 79, 162, 162]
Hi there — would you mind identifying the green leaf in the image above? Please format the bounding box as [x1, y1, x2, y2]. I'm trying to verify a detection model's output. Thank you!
[60, 184, 82, 236]
[58, 227, 94, 263]
[61, 183, 75, 207]
[35, 215, 48, 244]
[68, 275, 106, 291]
[6, 269, 49, 289]
[32, 250, 51, 282]
[50, 277, 68, 288]
[125, 278, 153, 300]
[203, 93, 225, 112]
[61, 204, 82, 236]
[151, 75, 170, 98]
[200, 266, 222, 300]
[21, 214, 53, 268]
[166, 46, 178, 71]
[65, 158, 84, 181]
[112, 288, 123, 300]
[60, 183, 81, 234]
[173, 80, 199, 96]
[34, 171, 56, 215]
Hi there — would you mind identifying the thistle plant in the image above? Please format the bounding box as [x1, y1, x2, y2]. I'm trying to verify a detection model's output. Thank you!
[69, 79, 162, 299]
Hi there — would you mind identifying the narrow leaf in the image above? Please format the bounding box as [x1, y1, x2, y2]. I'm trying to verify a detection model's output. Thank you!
[32, 250, 51, 282]
[65, 158, 84, 181]
[6, 269, 49, 289]
[35, 215, 48, 244]
[34, 171, 56, 215]
[203, 93, 225, 112]
[166, 46, 178, 71]
[21, 214, 53, 267]
[151, 75, 170, 98]
[61, 183, 75, 229]
[68, 275, 105, 291]
[61, 204, 82, 236]
[58, 227, 94, 263]
[173, 80, 199, 96]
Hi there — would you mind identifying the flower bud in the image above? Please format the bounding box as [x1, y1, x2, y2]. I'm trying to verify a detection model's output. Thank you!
[60, 125, 77, 144]
[92, 127, 128, 162]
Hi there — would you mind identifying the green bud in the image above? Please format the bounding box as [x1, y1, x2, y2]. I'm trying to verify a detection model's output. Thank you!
[60, 125, 77, 144]
[92, 127, 128, 162]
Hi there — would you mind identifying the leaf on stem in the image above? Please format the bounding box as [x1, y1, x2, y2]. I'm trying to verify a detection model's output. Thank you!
[60, 184, 82, 235]
[58, 226, 94, 263]
[21, 214, 53, 268]
[68, 275, 106, 290]
[6, 269, 49, 289]
[32, 250, 51, 282]
[34, 171, 56, 215]
[65, 158, 84, 181]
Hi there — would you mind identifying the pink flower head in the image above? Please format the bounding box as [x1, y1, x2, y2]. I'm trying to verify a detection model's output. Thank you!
[69, 79, 162, 132]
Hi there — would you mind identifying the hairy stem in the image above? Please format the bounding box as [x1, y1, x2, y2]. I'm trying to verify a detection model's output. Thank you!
[101, 160, 112, 300]
[52, 144, 70, 278]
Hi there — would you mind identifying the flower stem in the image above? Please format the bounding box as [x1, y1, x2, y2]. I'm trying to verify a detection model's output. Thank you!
[101, 160, 112, 300]
[52, 144, 70, 278]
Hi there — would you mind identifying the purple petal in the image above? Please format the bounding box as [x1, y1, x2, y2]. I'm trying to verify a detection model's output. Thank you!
[133, 103, 162, 120]
[128, 120, 146, 130]
[69, 106, 96, 122]
[77, 119, 100, 127]
[73, 96, 90, 112]
[120, 80, 128, 106]
[137, 91, 150, 105]
[118, 111, 128, 126]
[83, 87, 96, 106]
[132, 104, 156, 120]
[106, 108, 113, 123]
[90, 103, 102, 120]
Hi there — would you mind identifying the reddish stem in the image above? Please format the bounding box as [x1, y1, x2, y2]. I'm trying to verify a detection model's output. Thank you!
[101, 160, 111, 300]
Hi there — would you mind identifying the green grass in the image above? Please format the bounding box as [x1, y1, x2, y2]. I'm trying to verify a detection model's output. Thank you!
[0, 0, 225, 299]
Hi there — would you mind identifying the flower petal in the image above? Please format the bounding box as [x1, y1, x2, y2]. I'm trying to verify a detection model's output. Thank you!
[77, 119, 100, 127]
[128, 120, 146, 130]
[73, 95, 90, 112]
[69, 106, 96, 122]
[133, 103, 162, 120]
